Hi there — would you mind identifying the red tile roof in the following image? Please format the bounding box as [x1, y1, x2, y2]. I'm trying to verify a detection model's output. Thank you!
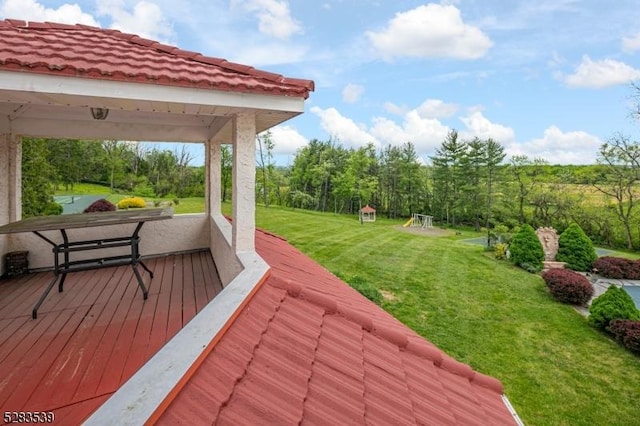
[156, 230, 518, 425]
[0, 19, 314, 99]
[360, 204, 376, 213]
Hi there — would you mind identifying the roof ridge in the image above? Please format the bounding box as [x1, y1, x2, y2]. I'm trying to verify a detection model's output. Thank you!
[0, 19, 314, 92]
[267, 276, 504, 395]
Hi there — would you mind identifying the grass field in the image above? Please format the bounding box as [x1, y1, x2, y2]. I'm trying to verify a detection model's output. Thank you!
[249, 205, 640, 426]
[54, 183, 205, 214]
[54, 185, 640, 424]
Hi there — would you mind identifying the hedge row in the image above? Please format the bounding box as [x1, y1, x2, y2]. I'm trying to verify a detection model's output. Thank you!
[608, 319, 640, 354]
[593, 256, 640, 280]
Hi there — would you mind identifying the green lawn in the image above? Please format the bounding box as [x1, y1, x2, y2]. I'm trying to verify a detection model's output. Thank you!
[54, 183, 205, 214]
[53, 186, 639, 424]
[250, 205, 640, 426]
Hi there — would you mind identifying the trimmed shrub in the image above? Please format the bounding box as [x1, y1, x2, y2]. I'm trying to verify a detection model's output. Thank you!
[117, 196, 146, 209]
[542, 269, 594, 305]
[588, 286, 640, 331]
[83, 199, 116, 213]
[43, 201, 63, 216]
[556, 223, 597, 272]
[608, 319, 640, 354]
[494, 243, 508, 260]
[593, 256, 640, 280]
[509, 224, 544, 272]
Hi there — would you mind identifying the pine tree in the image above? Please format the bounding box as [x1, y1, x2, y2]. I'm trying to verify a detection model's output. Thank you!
[556, 223, 598, 271]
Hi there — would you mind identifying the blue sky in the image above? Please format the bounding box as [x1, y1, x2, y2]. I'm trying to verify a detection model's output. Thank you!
[3, 0, 640, 166]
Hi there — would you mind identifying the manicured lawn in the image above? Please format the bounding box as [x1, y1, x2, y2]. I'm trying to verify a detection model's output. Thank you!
[51, 186, 639, 424]
[54, 183, 205, 214]
[251, 205, 640, 426]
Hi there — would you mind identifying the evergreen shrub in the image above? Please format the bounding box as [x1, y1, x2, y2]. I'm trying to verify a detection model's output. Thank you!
[556, 223, 597, 271]
[509, 224, 544, 272]
[117, 196, 146, 209]
[83, 199, 116, 213]
[588, 286, 640, 331]
[43, 201, 63, 216]
[542, 269, 594, 305]
[608, 319, 640, 354]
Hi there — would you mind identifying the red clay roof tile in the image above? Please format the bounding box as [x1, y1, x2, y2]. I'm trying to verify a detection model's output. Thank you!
[157, 230, 518, 425]
[0, 20, 314, 98]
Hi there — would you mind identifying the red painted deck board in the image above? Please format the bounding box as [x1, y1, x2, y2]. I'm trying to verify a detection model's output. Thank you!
[0, 250, 222, 423]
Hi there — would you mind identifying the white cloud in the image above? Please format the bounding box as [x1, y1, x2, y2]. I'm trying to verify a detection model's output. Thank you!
[622, 32, 640, 52]
[370, 111, 450, 153]
[310, 103, 451, 155]
[268, 125, 309, 155]
[366, 4, 492, 60]
[383, 102, 408, 116]
[416, 99, 458, 119]
[506, 126, 601, 164]
[384, 99, 458, 119]
[342, 84, 364, 103]
[459, 111, 515, 143]
[97, 0, 174, 42]
[232, 0, 302, 40]
[306, 104, 600, 165]
[310, 106, 379, 149]
[563, 56, 640, 88]
[0, 0, 99, 26]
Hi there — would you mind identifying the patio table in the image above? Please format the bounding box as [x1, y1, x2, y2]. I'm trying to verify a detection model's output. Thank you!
[0, 208, 173, 318]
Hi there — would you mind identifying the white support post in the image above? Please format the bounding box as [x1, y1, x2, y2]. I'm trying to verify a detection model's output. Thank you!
[0, 134, 10, 226]
[207, 139, 222, 216]
[231, 112, 256, 253]
[8, 135, 21, 222]
[0, 134, 20, 274]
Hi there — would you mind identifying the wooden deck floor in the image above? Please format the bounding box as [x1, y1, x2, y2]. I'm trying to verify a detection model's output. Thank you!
[0, 250, 222, 425]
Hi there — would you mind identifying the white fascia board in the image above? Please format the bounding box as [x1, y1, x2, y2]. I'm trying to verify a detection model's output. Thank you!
[0, 70, 306, 113]
[10, 117, 211, 142]
[502, 395, 525, 426]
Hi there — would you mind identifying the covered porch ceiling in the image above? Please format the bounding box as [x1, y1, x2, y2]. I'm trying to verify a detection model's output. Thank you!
[0, 71, 304, 143]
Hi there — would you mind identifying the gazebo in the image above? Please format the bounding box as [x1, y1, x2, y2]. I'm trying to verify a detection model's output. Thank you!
[0, 20, 522, 426]
[0, 19, 314, 422]
[359, 204, 376, 222]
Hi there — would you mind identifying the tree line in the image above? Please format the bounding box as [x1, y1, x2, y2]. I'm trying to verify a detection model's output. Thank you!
[23, 138, 205, 199]
[20, 128, 640, 251]
[259, 130, 640, 251]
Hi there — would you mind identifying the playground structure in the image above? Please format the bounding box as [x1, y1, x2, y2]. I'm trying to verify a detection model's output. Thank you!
[403, 213, 433, 229]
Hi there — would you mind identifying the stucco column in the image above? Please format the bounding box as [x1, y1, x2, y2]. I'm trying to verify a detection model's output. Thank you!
[5, 135, 22, 223]
[206, 139, 222, 216]
[0, 135, 10, 227]
[0, 134, 20, 274]
[231, 112, 256, 253]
